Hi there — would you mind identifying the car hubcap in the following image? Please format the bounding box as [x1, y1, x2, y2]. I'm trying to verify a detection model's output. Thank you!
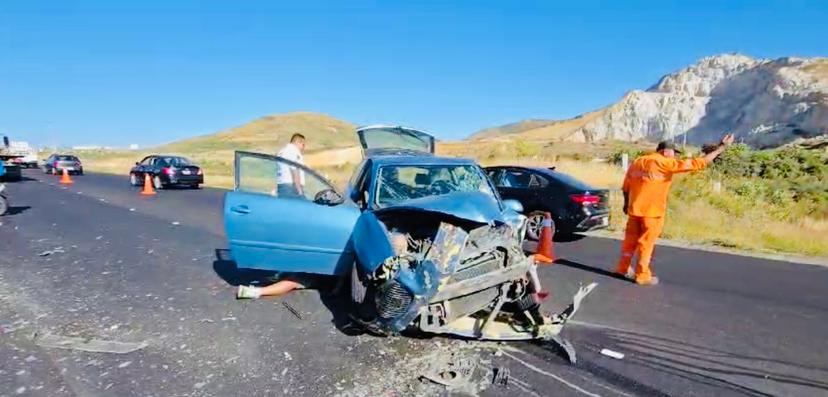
[130, 174, 137, 185]
[154, 176, 162, 189]
[526, 213, 547, 240]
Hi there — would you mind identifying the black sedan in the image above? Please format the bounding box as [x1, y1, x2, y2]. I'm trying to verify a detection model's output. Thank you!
[485, 166, 609, 238]
[129, 155, 203, 189]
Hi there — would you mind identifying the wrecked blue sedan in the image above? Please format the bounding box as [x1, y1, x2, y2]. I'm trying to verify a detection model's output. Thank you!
[223, 125, 595, 354]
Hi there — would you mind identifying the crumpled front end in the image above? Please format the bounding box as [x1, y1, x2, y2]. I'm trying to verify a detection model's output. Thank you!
[350, 207, 596, 350]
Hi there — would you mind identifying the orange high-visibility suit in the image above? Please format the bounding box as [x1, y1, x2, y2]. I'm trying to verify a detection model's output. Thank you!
[617, 153, 708, 283]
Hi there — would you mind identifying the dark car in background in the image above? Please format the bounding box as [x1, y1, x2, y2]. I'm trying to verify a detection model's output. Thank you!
[485, 166, 609, 238]
[43, 154, 84, 175]
[129, 155, 203, 189]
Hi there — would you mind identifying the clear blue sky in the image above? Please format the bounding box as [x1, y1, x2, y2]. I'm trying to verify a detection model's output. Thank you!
[1, 0, 826, 147]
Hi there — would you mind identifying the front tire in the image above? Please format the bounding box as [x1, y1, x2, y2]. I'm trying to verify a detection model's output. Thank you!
[526, 211, 555, 241]
[129, 173, 139, 186]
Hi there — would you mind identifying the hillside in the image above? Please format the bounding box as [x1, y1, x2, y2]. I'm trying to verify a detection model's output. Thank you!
[474, 54, 828, 148]
[160, 111, 357, 154]
[469, 119, 557, 140]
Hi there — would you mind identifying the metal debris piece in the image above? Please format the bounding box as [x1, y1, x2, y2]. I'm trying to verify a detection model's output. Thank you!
[34, 334, 147, 354]
[282, 302, 303, 320]
[492, 367, 510, 387]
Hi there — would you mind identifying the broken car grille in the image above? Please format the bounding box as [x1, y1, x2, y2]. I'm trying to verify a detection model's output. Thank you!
[451, 253, 504, 284]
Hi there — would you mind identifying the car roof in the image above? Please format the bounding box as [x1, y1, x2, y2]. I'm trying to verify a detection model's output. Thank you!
[487, 165, 599, 190]
[147, 154, 190, 160]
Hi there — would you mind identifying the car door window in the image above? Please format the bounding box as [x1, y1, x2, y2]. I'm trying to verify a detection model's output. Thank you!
[350, 161, 372, 208]
[499, 169, 531, 188]
[236, 151, 343, 205]
[486, 169, 503, 186]
[528, 173, 549, 189]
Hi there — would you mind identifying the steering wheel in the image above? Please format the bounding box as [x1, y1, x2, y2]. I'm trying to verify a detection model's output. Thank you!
[427, 180, 454, 195]
[314, 189, 344, 206]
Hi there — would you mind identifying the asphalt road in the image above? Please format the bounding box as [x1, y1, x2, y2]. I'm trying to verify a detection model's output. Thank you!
[1, 170, 827, 397]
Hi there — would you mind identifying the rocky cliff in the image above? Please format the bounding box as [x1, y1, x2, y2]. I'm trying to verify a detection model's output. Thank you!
[479, 54, 828, 148]
[576, 54, 828, 147]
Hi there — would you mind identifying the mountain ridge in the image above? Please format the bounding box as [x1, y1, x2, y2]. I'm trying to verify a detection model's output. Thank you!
[473, 53, 828, 148]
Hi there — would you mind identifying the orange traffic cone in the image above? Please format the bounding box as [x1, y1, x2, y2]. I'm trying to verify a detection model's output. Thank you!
[140, 173, 156, 196]
[59, 168, 74, 185]
[534, 212, 555, 264]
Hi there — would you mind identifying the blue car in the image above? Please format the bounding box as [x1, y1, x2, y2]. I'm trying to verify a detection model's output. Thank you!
[223, 125, 596, 347]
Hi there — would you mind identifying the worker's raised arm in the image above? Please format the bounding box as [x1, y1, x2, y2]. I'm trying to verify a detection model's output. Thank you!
[662, 133, 736, 174]
[661, 157, 709, 174]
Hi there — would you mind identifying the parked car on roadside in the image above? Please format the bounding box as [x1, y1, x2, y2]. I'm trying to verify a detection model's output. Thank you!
[223, 125, 596, 350]
[129, 155, 203, 189]
[484, 166, 610, 239]
[43, 154, 84, 175]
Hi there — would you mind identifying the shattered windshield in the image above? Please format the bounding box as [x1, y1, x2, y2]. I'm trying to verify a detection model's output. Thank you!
[376, 164, 496, 207]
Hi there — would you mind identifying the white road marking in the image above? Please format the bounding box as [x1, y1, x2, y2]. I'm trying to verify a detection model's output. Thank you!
[501, 350, 603, 397]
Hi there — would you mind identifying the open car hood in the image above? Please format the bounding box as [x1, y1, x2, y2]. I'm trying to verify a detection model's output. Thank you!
[374, 191, 503, 224]
[356, 125, 435, 156]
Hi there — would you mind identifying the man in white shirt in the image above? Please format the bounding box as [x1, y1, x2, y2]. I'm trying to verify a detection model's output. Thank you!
[275, 133, 306, 198]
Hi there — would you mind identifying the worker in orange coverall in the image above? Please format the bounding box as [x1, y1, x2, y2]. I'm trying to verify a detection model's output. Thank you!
[617, 133, 735, 286]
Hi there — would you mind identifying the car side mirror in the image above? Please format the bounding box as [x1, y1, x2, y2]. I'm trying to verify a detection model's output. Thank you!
[135, 162, 140, 166]
[503, 199, 523, 213]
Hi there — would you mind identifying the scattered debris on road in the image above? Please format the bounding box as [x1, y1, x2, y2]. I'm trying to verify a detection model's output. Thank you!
[37, 247, 65, 257]
[600, 348, 625, 359]
[34, 333, 148, 354]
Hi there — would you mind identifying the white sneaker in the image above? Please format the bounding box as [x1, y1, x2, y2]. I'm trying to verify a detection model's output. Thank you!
[236, 285, 261, 299]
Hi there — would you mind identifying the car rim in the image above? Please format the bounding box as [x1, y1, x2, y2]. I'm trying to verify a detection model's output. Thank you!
[130, 174, 137, 185]
[153, 176, 162, 189]
[527, 213, 546, 240]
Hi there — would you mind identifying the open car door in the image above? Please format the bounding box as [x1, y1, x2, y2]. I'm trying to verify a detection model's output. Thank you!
[223, 151, 360, 275]
[356, 125, 435, 156]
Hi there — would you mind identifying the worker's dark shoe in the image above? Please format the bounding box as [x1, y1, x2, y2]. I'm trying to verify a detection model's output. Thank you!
[635, 276, 659, 286]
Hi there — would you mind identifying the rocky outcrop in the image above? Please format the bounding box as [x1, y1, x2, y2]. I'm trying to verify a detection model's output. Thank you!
[574, 54, 828, 148]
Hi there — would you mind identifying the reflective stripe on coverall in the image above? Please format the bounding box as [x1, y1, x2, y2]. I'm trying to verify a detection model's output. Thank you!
[616, 153, 708, 283]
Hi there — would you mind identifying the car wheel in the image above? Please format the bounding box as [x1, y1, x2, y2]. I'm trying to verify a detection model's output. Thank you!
[350, 263, 367, 304]
[526, 211, 554, 241]
[129, 173, 139, 186]
[0, 195, 7, 216]
[153, 175, 164, 190]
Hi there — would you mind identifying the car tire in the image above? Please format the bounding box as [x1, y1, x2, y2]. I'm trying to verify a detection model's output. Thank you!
[129, 173, 139, 186]
[526, 211, 555, 241]
[350, 262, 367, 304]
[153, 175, 164, 190]
[189, 184, 200, 189]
